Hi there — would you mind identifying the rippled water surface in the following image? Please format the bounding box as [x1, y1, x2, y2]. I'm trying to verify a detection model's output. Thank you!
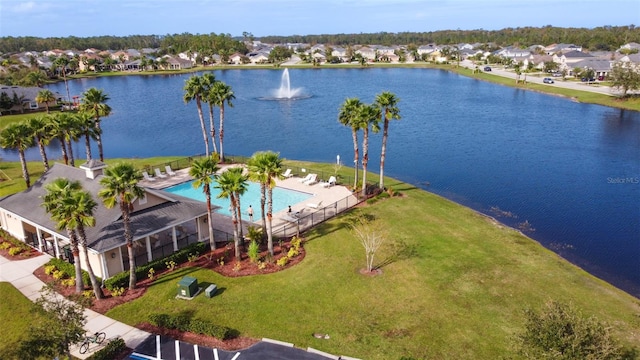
[3, 68, 638, 296]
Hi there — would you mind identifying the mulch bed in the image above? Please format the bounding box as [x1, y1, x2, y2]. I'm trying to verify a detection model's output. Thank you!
[30, 239, 304, 351]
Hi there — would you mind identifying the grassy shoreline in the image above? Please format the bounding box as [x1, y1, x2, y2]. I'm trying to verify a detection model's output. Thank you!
[2, 157, 639, 358]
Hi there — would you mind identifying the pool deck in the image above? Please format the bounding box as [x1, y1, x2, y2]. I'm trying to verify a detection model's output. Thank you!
[140, 165, 358, 237]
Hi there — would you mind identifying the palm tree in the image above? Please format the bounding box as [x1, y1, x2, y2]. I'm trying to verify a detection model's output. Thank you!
[98, 163, 145, 290]
[70, 189, 104, 299]
[215, 167, 248, 261]
[210, 81, 235, 162]
[248, 151, 283, 256]
[374, 91, 401, 190]
[184, 75, 210, 156]
[35, 89, 56, 114]
[357, 104, 381, 198]
[25, 71, 47, 87]
[49, 113, 70, 166]
[0, 122, 34, 187]
[28, 115, 52, 171]
[189, 155, 220, 251]
[202, 73, 219, 154]
[338, 97, 363, 189]
[79, 88, 111, 161]
[53, 56, 72, 105]
[42, 178, 84, 293]
[43, 179, 104, 299]
[75, 111, 100, 161]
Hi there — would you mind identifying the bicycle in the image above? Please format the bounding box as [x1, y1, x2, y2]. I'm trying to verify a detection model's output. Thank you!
[79, 331, 106, 354]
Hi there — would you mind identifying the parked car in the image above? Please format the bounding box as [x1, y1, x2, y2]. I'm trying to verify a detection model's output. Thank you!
[484, 66, 491, 71]
[543, 78, 554, 84]
[598, 75, 605, 81]
[552, 72, 562, 77]
[581, 77, 596, 82]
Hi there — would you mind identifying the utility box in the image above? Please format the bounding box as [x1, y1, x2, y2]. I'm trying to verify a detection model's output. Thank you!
[178, 276, 198, 298]
[205, 284, 217, 298]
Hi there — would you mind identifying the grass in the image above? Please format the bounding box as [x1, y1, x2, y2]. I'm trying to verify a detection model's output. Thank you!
[0, 156, 186, 197]
[0, 282, 44, 355]
[103, 161, 640, 359]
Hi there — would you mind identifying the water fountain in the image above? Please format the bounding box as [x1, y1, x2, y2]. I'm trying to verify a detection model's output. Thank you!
[264, 68, 310, 100]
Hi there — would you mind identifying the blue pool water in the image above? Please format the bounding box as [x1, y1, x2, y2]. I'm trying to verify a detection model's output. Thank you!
[164, 180, 313, 217]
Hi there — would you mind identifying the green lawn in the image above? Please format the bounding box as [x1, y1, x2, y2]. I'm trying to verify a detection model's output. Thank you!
[0, 282, 44, 355]
[104, 165, 640, 359]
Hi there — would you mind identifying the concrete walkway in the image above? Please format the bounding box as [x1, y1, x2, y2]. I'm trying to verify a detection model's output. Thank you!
[0, 253, 151, 359]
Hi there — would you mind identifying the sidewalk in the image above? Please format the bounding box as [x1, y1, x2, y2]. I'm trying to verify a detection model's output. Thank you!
[0, 253, 151, 359]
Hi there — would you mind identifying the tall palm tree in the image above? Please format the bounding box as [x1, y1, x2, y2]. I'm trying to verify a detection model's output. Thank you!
[0, 122, 34, 187]
[98, 163, 145, 290]
[35, 89, 56, 113]
[63, 114, 83, 167]
[53, 56, 71, 105]
[25, 71, 47, 87]
[215, 167, 248, 261]
[357, 104, 381, 198]
[201, 73, 219, 154]
[70, 189, 104, 299]
[338, 97, 363, 189]
[210, 81, 235, 162]
[28, 115, 52, 171]
[248, 151, 283, 256]
[49, 113, 70, 165]
[374, 91, 401, 190]
[42, 178, 84, 293]
[183, 75, 210, 156]
[189, 155, 220, 252]
[79, 88, 111, 161]
[75, 111, 100, 162]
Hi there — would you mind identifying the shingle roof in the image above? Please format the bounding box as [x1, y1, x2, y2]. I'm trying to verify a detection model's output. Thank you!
[0, 163, 210, 253]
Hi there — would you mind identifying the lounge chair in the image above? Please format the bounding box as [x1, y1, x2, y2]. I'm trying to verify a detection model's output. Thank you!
[165, 165, 177, 176]
[320, 176, 336, 188]
[304, 174, 318, 186]
[306, 200, 323, 209]
[154, 168, 167, 179]
[142, 171, 156, 182]
[298, 173, 312, 183]
[283, 169, 293, 178]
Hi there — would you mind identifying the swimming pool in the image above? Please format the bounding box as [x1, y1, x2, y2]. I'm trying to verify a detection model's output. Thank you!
[164, 180, 313, 217]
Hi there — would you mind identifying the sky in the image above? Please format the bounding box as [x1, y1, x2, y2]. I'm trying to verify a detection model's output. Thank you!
[0, 0, 638, 38]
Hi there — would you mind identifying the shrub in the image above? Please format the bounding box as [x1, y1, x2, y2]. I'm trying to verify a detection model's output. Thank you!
[61, 278, 75, 287]
[187, 252, 199, 262]
[290, 236, 302, 250]
[257, 261, 266, 270]
[233, 262, 241, 272]
[110, 287, 126, 297]
[52, 270, 65, 280]
[287, 247, 299, 258]
[166, 260, 177, 271]
[149, 314, 233, 340]
[82, 290, 94, 298]
[45, 258, 97, 286]
[247, 240, 259, 263]
[0, 242, 11, 250]
[277, 256, 289, 267]
[148, 268, 156, 280]
[86, 337, 126, 360]
[104, 241, 207, 291]
[44, 265, 56, 275]
[8, 247, 22, 256]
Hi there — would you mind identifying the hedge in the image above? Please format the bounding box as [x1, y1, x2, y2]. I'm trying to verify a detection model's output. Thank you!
[86, 337, 127, 360]
[46, 258, 100, 287]
[105, 241, 207, 291]
[149, 313, 233, 340]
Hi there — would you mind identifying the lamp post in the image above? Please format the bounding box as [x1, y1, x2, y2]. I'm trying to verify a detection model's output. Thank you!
[353, 159, 358, 190]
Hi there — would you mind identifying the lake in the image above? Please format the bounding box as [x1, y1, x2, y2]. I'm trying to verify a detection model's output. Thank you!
[3, 68, 639, 297]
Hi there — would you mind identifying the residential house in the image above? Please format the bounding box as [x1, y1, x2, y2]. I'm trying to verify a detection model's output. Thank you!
[496, 46, 531, 58]
[247, 51, 269, 64]
[553, 50, 594, 72]
[355, 46, 376, 61]
[229, 53, 244, 65]
[162, 56, 193, 70]
[545, 43, 582, 55]
[0, 85, 63, 114]
[0, 162, 211, 279]
[571, 59, 613, 78]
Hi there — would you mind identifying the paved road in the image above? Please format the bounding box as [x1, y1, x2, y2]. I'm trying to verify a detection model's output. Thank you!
[461, 60, 623, 96]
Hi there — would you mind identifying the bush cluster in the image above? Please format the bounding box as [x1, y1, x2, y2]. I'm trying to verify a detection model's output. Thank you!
[105, 241, 207, 291]
[86, 337, 127, 360]
[45, 258, 97, 286]
[148, 313, 232, 340]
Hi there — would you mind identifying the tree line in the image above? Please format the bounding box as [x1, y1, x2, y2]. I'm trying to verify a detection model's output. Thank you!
[261, 25, 639, 50]
[0, 32, 247, 55]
